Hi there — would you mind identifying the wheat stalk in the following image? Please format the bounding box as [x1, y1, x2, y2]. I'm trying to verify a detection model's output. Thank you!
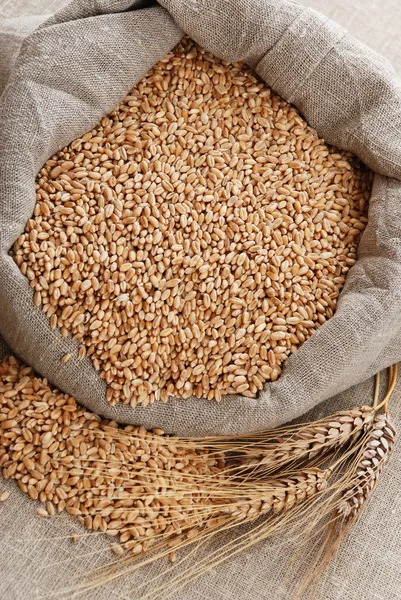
[296, 365, 398, 598]
[337, 412, 396, 519]
[216, 467, 330, 520]
[334, 365, 397, 524]
[49, 466, 332, 599]
[240, 406, 375, 473]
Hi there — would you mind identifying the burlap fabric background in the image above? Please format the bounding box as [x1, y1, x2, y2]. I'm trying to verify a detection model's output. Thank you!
[1, 1, 401, 599]
[1, 0, 401, 436]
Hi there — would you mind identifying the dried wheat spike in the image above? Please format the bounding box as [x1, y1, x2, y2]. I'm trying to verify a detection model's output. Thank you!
[244, 406, 375, 469]
[221, 467, 330, 521]
[337, 412, 396, 519]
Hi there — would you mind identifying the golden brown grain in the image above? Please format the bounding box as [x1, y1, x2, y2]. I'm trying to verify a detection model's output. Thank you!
[12, 38, 371, 407]
[111, 543, 125, 556]
[0, 356, 223, 552]
[2, 355, 396, 594]
[168, 550, 177, 563]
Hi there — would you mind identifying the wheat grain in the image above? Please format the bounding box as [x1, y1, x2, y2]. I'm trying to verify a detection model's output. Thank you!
[0, 356, 224, 553]
[11, 37, 371, 407]
[112, 543, 125, 556]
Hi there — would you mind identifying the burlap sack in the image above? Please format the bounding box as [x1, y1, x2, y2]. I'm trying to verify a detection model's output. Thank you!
[1, 0, 401, 435]
[1, 4, 401, 600]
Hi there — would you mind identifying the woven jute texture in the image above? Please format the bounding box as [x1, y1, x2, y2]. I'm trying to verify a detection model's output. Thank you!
[1, 0, 401, 435]
[1, 2, 401, 599]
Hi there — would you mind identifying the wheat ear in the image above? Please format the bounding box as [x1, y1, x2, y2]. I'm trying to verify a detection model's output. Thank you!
[297, 365, 398, 598]
[239, 406, 375, 473]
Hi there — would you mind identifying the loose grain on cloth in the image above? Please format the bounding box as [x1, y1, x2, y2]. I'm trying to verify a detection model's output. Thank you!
[1, 0, 401, 435]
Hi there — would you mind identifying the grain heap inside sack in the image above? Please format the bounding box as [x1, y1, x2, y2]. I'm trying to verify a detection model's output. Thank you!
[11, 38, 372, 407]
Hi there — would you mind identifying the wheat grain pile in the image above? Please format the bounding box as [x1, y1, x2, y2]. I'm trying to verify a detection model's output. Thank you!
[11, 38, 372, 407]
[0, 356, 224, 554]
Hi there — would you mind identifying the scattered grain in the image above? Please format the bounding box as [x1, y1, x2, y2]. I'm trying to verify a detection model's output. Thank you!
[112, 543, 125, 556]
[0, 357, 223, 552]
